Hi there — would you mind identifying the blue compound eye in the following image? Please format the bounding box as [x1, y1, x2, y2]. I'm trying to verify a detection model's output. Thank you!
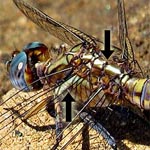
[9, 51, 30, 91]
[22, 41, 46, 51]
[7, 42, 48, 92]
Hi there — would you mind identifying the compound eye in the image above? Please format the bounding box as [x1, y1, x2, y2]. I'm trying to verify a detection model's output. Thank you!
[8, 42, 47, 91]
[8, 51, 30, 91]
[22, 42, 49, 62]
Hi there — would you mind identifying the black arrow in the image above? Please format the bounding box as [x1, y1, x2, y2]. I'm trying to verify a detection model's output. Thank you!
[101, 30, 114, 59]
[62, 94, 75, 122]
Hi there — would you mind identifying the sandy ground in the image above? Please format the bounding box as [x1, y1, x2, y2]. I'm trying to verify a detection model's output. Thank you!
[0, 0, 150, 150]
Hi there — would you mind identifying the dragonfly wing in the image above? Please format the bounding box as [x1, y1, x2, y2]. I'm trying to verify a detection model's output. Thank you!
[13, 0, 100, 47]
[0, 88, 56, 141]
[69, 79, 110, 108]
[54, 82, 116, 149]
[117, 0, 143, 77]
[117, 0, 134, 61]
[13, 0, 122, 61]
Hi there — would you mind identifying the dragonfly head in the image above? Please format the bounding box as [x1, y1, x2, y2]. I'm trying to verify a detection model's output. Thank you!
[7, 42, 49, 92]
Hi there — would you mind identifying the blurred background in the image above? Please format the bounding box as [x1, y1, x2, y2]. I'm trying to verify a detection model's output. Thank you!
[0, 0, 149, 99]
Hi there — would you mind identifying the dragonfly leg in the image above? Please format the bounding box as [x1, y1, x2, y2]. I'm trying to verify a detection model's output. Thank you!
[82, 123, 90, 150]
[54, 99, 63, 143]
[80, 111, 117, 150]
[50, 99, 63, 150]
[46, 100, 56, 118]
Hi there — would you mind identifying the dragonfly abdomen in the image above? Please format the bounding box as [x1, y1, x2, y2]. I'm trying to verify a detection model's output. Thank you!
[125, 78, 150, 109]
[90, 54, 150, 110]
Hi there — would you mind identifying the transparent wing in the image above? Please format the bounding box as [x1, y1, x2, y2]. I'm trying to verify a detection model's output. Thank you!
[117, 0, 134, 61]
[0, 63, 114, 149]
[49, 72, 116, 149]
[111, 0, 143, 77]
[13, 0, 101, 47]
[0, 88, 55, 141]
[0, 69, 73, 148]
[1, 57, 150, 149]
[13, 0, 123, 60]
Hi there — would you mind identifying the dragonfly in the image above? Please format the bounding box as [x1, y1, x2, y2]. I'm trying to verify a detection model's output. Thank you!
[0, 0, 149, 149]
